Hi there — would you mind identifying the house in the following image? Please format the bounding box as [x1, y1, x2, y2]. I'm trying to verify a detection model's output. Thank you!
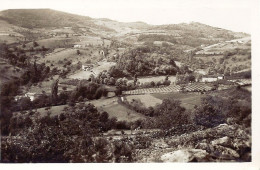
[201, 74, 225, 82]
[73, 44, 82, 48]
[14, 95, 24, 101]
[201, 76, 218, 82]
[82, 64, 94, 71]
[217, 75, 225, 80]
[25, 92, 36, 101]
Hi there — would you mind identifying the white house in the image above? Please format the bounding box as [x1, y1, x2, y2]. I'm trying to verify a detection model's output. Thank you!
[201, 76, 218, 82]
[82, 64, 94, 71]
[217, 75, 225, 80]
[25, 93, 36, 101]
[201, 75, 224, 82]
[73, 44, 82, 48]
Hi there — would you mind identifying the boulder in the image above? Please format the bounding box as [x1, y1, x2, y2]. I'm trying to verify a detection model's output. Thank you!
[211, 145, 240, 160]
[160, 149, 209, 162]
[196, 142, 240, 160]
[195, 143, 214, 153]
[211, 136, 231, 147]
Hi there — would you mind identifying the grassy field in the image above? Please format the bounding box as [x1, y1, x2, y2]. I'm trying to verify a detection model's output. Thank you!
[24, 76, 76, 94]
[15, 96, 145, 122]
[126, 94, 162, 107]
[0, 59, 23, 85]
[69, 61, 116, 80]
[37, 47, 103, 72]
[24, 37, 79, 49]
[152, 92, 204, 110]
[128, 75, 176, 85]
[101, 103, 146, 122]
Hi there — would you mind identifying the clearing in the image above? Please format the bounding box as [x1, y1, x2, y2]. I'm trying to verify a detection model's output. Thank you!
[14, 96, 145, 122]
[152, 92, 204, 110]
[69, 61, 116, 80]
[128, 75, 176, 85]
[126, 94, 162, 107]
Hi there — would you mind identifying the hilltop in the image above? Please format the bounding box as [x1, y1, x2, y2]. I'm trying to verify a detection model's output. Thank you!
[0, 9, 249, 43]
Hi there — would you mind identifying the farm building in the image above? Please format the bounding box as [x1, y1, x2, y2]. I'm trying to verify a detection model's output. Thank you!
[82, 64, 94, 71]
[73, 44, 82, 48]
[201, 75, 224, 82]
[25, 92, 36, 101]
[217, 75, 225, 80]
[201, 76, 218, 82]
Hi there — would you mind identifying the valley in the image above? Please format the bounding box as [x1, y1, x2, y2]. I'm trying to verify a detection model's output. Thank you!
[0, 9, 251, 163]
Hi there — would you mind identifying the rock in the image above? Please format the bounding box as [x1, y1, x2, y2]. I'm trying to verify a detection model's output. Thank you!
[160, 149, 209, 162]
[211, 145, 240, 160]
[211, 136, 231, 147]
[196, 142, 240, 160]
[195, 143, 214, 153]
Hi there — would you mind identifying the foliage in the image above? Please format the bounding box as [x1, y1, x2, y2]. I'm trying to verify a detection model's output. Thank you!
[1, 103, 129, 163]
[194, 94, 251, 128]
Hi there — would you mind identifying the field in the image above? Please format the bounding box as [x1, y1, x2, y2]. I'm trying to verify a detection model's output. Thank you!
[0, 59, 23, 85]
[14, 96, 145, 122]
[128, 75, 176, 85]
[123, 85, 181, 95]
[196, 37, 251, 55]
[152, 92, 204, 110]
[24, 37, 79, 49]
[24, 76, 76, 94]
[123, 83, 213, 95]
[69, 61, 116, 79]
[101, 103, 146, 122]
[75, 36, 111, 46]
[38, 48, 99, 64]
[243, 86, 251, 92]
[126, 94, 162, 107]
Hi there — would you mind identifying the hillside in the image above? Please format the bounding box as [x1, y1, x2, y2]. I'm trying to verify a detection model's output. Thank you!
[0, 9, 249, 44]
[0, 9, 106, 30]
[0, 8, 252, 163]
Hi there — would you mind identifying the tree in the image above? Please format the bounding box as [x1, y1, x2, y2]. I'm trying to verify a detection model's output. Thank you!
[194, 96, 226, 128]
[169, 58, 177, 67]
[19, 97, 32, 110]
[109, 77, 115, 85]
[133, 74, 138, 86]
[51, 79, 59, 104]
[153, 99, 188, 129]
[33, 41, 39, 47]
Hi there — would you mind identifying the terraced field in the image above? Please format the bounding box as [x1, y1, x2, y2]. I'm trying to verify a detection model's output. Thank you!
[123, 85, 181, 95]
[123, 83, 213, 95]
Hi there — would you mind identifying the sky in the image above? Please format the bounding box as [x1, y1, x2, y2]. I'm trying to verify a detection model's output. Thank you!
[0, 0, 255, 33]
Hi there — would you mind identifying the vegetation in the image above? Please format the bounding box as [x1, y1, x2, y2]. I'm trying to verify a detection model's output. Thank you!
[0, 9, 251, 163]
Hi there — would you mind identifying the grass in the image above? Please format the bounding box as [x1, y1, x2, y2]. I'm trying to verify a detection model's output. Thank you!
[152, 92, 204, 110]
[69, 61, 116, 80]
[101, 103, 146, 122]
[24, 37, 78, 49]
[128, 76, 176, 84]
[0, 59, 23, 85]
[15, 96, 145, 123]
[126, 94, 162, 107]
